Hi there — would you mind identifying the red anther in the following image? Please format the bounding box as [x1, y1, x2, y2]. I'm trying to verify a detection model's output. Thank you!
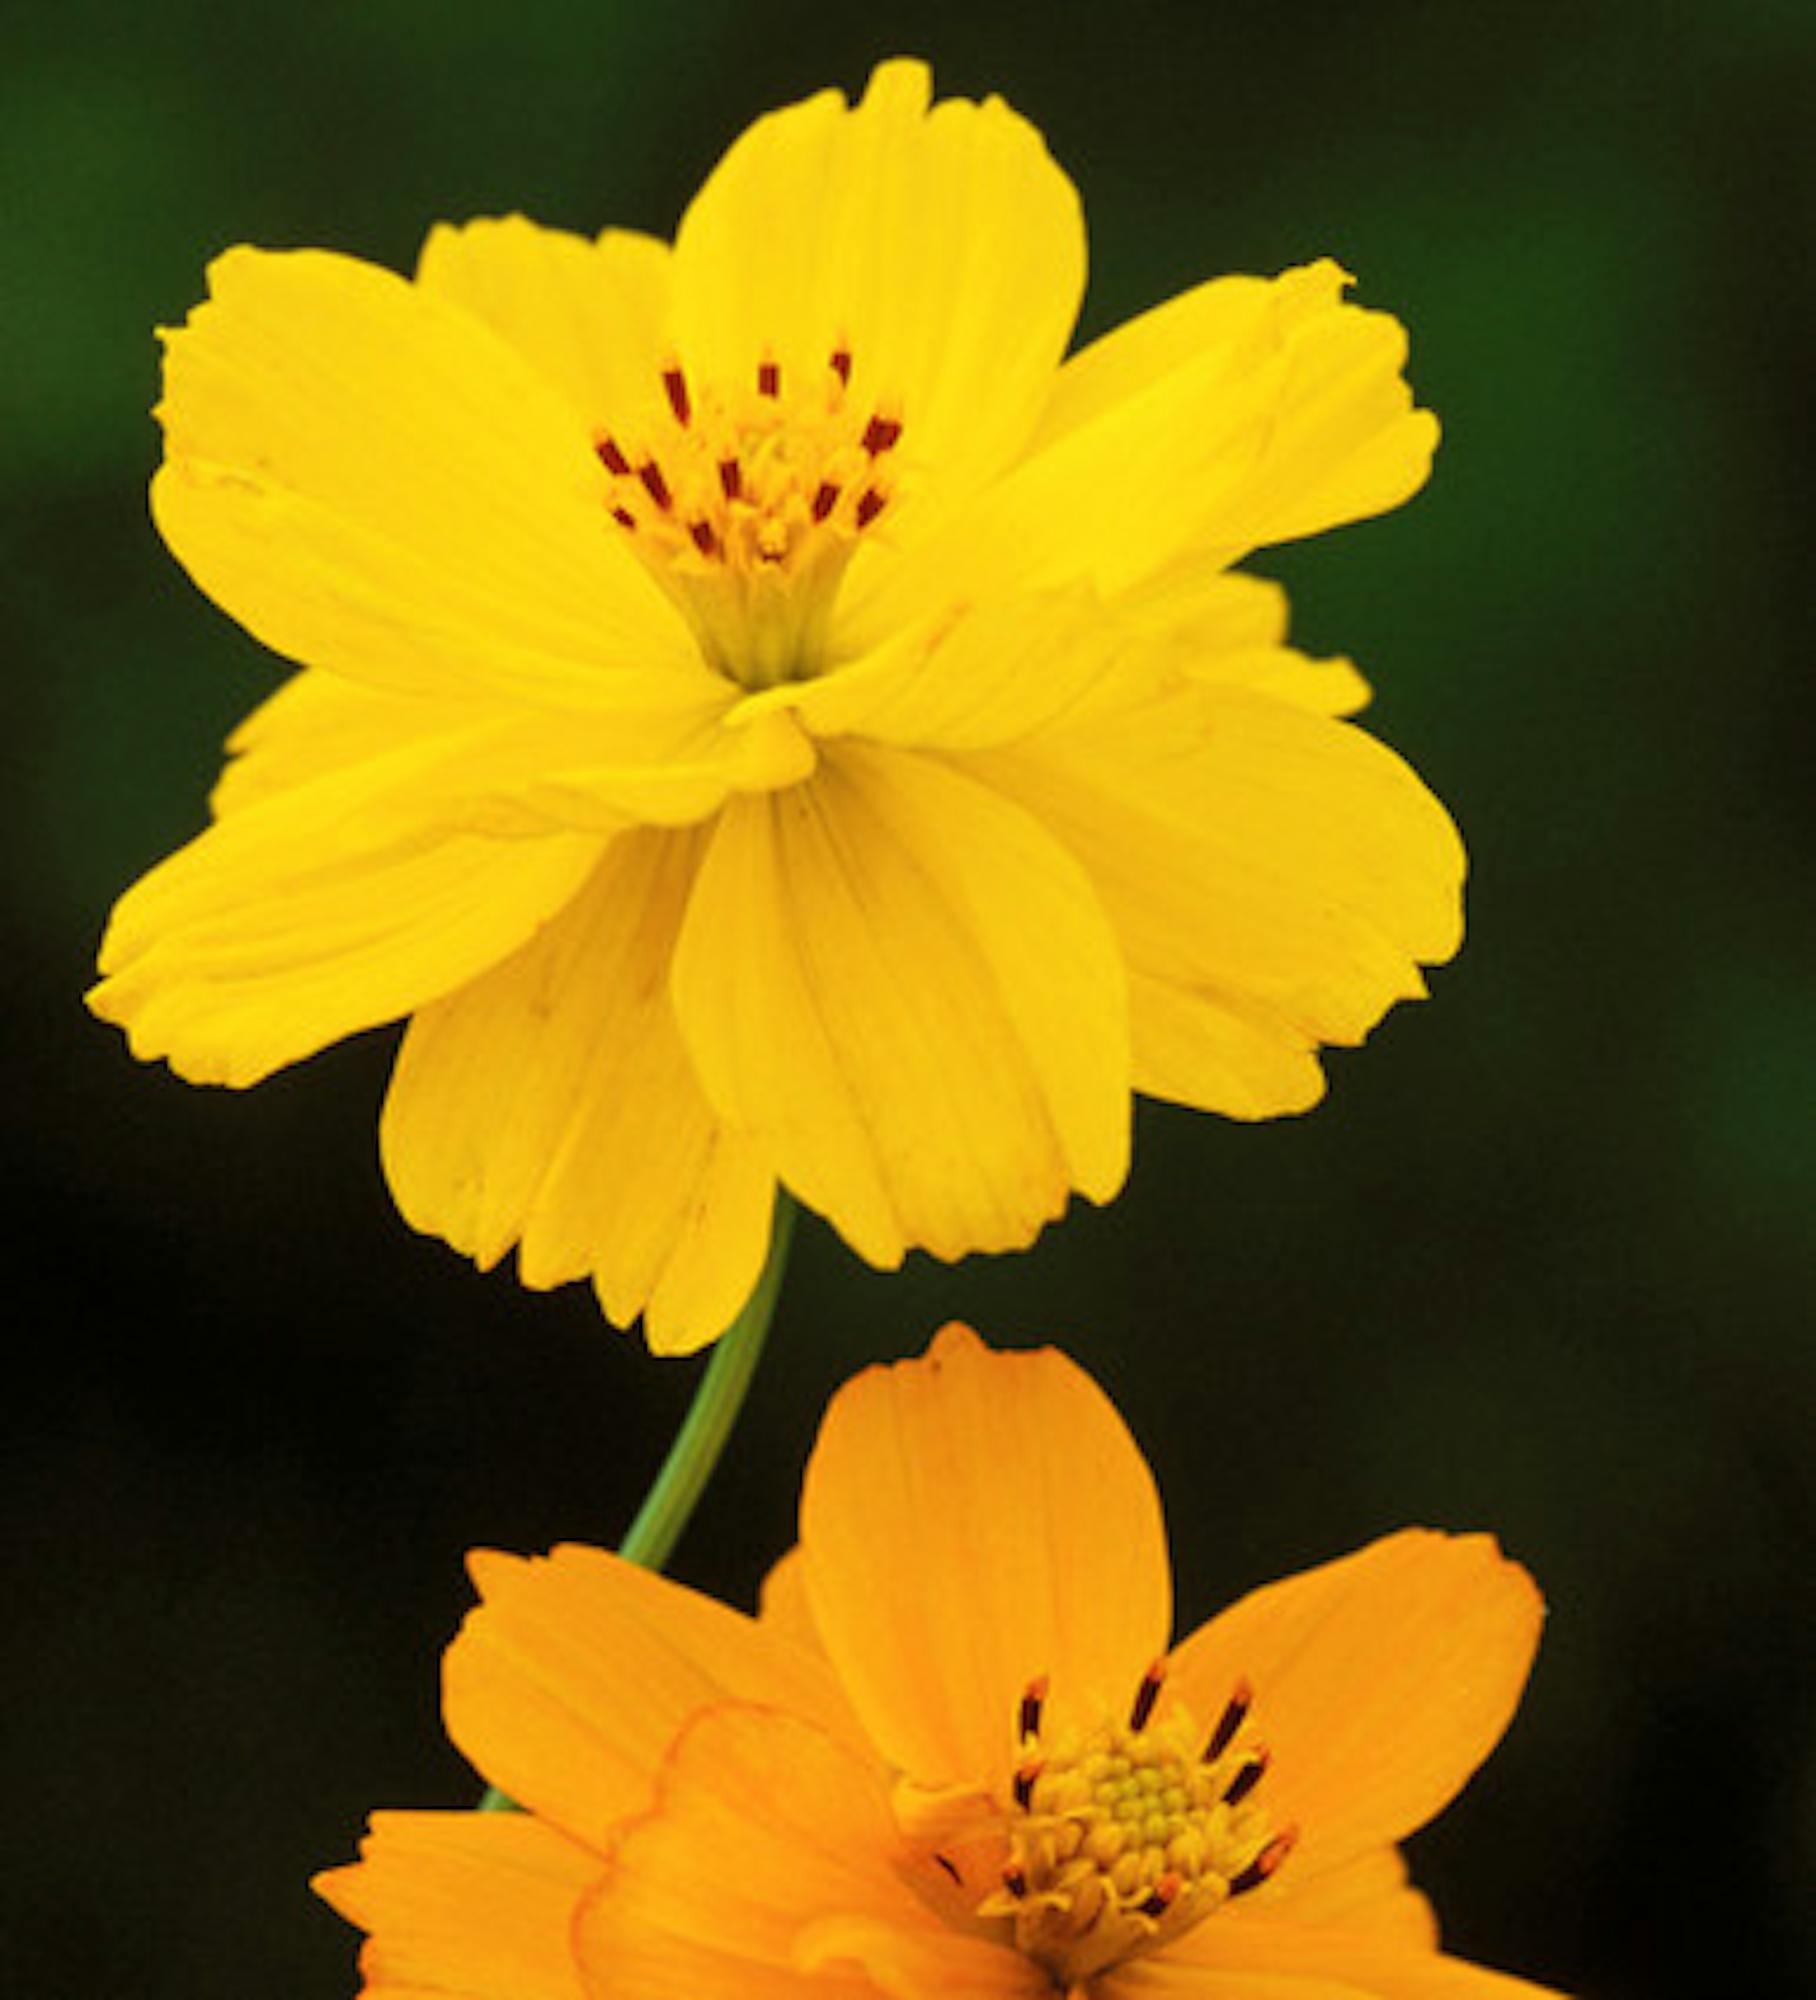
[609, 505, 638, 531]
[662, 365, 692, 426]
[830, 345, 853, 386]
[1012, 1760, 1042, 1811]
[718, 458, 743, 501]
[1223, 1749, 1269, 1807]
[861, 414, 903, 455]
[1129, 1659, 1168, 1732]
[1137, 1872, 1182, 1919]
[638, 461, 673, 510]
[1205, 1679, 1252, 1762]
[757, 358, 781, 397]
[811, 481, 840, 523]
[1018, 1676, 1050, 1740]
[1002, 1864, 1029, 1899]
[854, 487, 886, 529]
[932, 1851, 962, 1886]
[594, 435, 631, 476]
[689, 519, 719, 557]
[1228, 1826, 1297, 1898]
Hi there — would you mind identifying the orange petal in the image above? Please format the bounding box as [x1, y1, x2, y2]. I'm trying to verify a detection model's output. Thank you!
[1167, 1531, 1543, 1869]
[799, 1324, 1171, 1790]
[1240, 1845, 1437, 1948]
[313, 1809, 598, 2000]
[574, 1703, 1023, 1999]
[443, 1545, 849, 1852]
[1117, 1914, 1566, 2000]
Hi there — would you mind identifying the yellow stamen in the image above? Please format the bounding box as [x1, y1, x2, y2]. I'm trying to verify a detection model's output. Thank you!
[977, 1673, 1291, 1987]
[591, 347, 904, 690]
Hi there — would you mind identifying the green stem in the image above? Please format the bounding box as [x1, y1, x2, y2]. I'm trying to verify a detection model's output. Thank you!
[479, 1192, 796, 1813]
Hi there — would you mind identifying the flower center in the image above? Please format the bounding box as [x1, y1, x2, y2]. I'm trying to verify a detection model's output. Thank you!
[593, 349, 903, 691]
[977, 1667, 1297, 1988]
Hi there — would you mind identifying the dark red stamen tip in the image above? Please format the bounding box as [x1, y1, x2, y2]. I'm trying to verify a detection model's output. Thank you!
[854, 487, 886, 529]
[689, 519, 719, 557]
[609, 505, 638, 531]
[594, 435, 631, 476]
[718, 458, 743, 501]
[830, 346, 853, 386]
[1018, 1676, 1049, 1741]
[811, 480, 840, 523]
[757, 358, 781, 397]
[862, 414, 903, 455]
[1223, 1750, 1268, 1807]
[1012, 1760, 1042, 1811]
[662, 366, 691, 426]
[1138, 1873, 1182, 1919]
[932, 1851, 962, 1886]
[1130, 1660, 1167, 1732]
[1228, 1827, 1297, 1898]
[1205, 1679, 1252, 1762]
[638, 461, 673, 510]
[1002, 1864, 1029, 1899]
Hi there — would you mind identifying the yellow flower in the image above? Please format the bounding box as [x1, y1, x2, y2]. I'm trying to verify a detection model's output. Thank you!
[317, 1325, 1557, 2000]
[90, 61, 1461, 1352]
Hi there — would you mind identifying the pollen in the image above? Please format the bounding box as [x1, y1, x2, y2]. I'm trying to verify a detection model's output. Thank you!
[977, 1671, 1297, 1988]
[590, 347, 904, 690]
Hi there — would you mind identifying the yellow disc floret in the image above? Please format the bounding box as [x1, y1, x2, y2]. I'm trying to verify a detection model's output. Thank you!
[979, 1667, 1296, 1987]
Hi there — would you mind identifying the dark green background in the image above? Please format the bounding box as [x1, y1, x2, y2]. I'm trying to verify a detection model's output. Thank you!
[4, 2, 1809, 1994]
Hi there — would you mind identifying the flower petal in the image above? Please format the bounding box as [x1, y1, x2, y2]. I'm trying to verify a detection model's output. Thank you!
[1123, 1918, 1565, 2000]
[1033, 259, 1439, 561]
[1167, 1531, 1544, 1869]
[416, 215, 671, 426]
[672, 743, 1130, 1266]
[88, 740, 605, 1087]
[313, 1810, 598, 2000]
[444, 1546, 849, 1852]
[574, 1702, 1028, 2000]
[799, 1324, 1171, 1789]
[673, 60, 1083, 536]
[846, 262, 1435, 644]
[965, 679, 1463, 1119]
[378, 828, 775, 1353]
[742, 587, 1127, 755]
[1244, 1846, 1436, 1947]
[154, 245, 697, 704]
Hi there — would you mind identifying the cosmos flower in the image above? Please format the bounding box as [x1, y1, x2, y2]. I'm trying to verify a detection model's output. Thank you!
[318, 1325, 1557, 1999]
[92, 61, 1461, 1350]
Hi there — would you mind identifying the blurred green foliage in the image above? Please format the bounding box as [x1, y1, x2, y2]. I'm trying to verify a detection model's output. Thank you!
[2, 4, 1809, 1997]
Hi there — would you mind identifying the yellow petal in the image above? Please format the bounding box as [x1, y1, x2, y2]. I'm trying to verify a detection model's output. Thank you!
[966, 679, 1463, 1117]
[799, 1324, 1171, 1790]
[670, 744, 1130, 1267]
[313, 1810, 597, 2000]
[841, 310, 1284, 649]
[379, 828, 775, 1354]
[1123, 1918, 1565, 2000]
[846, 262, 1435, 645]
[443, 1545, 849, 1853]
[575, 1702, 1011, 2000]
[741, 587, 1127, 754]
[1034, 258, 1439, 564]
[1118, 570, 1372, 716]
[154, 245, 696, 704]
[88, 739, 605, 1087]
[417, 215, 671, 426]
[672, 60, 1083, 538]
[1167, 1531, 1544, 1870]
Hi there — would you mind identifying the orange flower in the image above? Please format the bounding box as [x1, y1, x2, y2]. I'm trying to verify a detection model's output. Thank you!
[318, 1329, 1561, 1999]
